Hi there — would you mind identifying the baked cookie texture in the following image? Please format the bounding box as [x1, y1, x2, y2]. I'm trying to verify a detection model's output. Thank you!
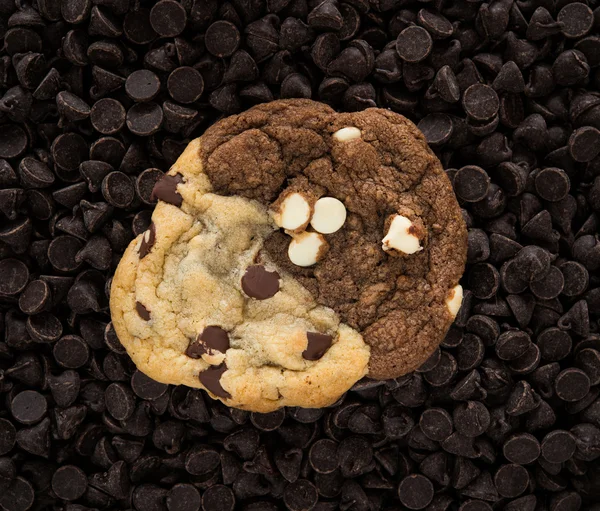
[110, 99, 467, 412]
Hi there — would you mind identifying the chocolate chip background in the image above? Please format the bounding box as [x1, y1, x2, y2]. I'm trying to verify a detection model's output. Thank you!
[0, 0, 600, 510]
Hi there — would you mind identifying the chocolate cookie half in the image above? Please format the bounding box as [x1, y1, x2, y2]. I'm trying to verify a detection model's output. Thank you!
[110, 99, 467, 411]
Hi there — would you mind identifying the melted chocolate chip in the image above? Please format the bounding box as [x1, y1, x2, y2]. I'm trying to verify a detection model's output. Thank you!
[136, 302, 151, 320]
[139, 223, 156, 259]
[303, 332, 333, 361]
[241, 265, 280, 300]
[186, 326, 230, 358]
[199, 364, 231, 398]
[150, 173, 184, 207]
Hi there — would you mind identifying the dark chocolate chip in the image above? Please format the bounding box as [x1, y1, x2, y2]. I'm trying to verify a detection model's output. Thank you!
[398, 474, 434, 510]
[187, 326, 230, 358]
[136, 302, 151, 321]
[283, 479, 318, 511]
[569, 126, 600, 163]
[102, 171, 135, 208]
[90, 98, 126, 135]
[139, 223, 157, 259]
[126, 69, 161, 103]
[203, 486, 237, 511]
[396, 26, 432, 63]
[250, 410, 285, 431]
[537, 327, 572, 362]
[199, 363, 231, 399]
[557, 2, 593, 38]
[302, 332, 333, 361]
[454, 166, 490, 202]
[453, 401, 490, 438]
[417, 114, 454, 146]
[503, 433, 540, 465]
[126, 102, 164, 136]
[51, 132, 88, 171]
[206, 21, 240, 57]
[151, 173, 184, 207]
[463, 84, 499, 122]
[0, 419, 16, 456]
[56, 91, 91, 122]
[105, 382, 135, 421]
[494, 464, 528, 498]
[419, 408, 453, 441]
[241, 265, 280, 300]
[575, 348, 600, 386]
[0, 477, 35, 511]
[11, 390, 47, 425]
[51, 465, 87, 501]
[0, 258, 29, 296]
[495, 330, 531, 360]
[53, 335, 90, 369]
[168, 67, 204, 104]
[150, 0, 187, 38]
[131, 370, 168, 402]
[541, 430, 576, 464]
[0, 124, 28, 158]
[308, 1, 343, 31]
[123, 8, 157, 44]
[168, 483, 201, 511]
[554, 368, 590, 402]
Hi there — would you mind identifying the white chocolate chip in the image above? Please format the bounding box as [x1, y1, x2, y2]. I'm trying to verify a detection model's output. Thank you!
[333, 127, 361, 142]
[446, 285, 463, 317]
[288, 232, 328, 267]
[273, 193, 312, 231]
[382, 214, 423, 254]
[310, 197, 347, 234]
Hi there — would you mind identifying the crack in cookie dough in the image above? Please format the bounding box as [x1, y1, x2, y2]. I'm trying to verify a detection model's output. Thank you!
[111, 100, 466, 410]
[110, 137, 370, 412]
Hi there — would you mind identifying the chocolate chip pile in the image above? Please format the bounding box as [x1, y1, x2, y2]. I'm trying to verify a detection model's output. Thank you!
[0, 0, 599, 510]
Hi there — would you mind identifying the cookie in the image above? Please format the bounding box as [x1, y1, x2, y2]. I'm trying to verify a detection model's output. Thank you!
[110, 99, 467, 411]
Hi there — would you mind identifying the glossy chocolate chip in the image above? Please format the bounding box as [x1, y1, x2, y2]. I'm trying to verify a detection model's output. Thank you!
[187, 326, 230, 358]
[151, 173, 184, 207]
[135, 302, 151, 321]
[302, 332, 333, 361]
[241, 265, 280, 300]
[199, 364, 231, 399]
[139, 223, 156, 259]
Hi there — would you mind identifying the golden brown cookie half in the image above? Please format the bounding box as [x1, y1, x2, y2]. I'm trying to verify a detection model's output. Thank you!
[110, 99, 467, 411]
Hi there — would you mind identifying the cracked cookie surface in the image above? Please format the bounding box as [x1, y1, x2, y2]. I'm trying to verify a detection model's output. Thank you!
[110, 99, 466, 411]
